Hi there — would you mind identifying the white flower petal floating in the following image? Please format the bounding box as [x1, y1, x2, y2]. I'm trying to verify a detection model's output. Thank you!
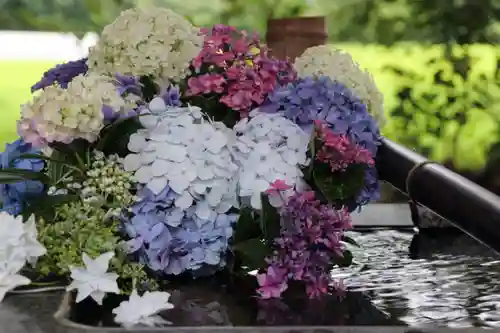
[113, 289, 174, 329]
[67, 252, 120, 305]
[0, 271, 31, 302]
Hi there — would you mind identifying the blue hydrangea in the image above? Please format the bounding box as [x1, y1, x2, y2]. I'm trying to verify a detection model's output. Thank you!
[0, 139, 45, 215]
[123, 186, 237, 276]
[31, 58, 88, 92]
[260, 76, 382, 209]
[260, 76, 381, 156]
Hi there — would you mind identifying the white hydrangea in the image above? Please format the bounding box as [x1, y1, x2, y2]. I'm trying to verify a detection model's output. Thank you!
[88, 7, 203, 82]
[294, 45, 385, 125]
[18, 74, 136, 146]
[122, 98, 239, 216]
[229, 111, 310, 209]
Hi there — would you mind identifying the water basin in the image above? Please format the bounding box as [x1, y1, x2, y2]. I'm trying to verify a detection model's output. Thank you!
[331, 229, 500, 328]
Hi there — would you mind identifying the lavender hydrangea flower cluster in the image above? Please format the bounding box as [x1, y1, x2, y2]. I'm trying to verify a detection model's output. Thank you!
[31, 58, 88, 92]
[123, 186, 237, 275]
[0, 139, 44, 215]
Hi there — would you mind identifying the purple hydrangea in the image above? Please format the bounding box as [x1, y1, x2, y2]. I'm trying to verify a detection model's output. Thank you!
[101, 74, 144, 122]
[158, 84, 181, 107]
[31, 58, 88, 92]
[122, 186, 237, 276]
[0, 138, 45, 215]
[257, 190, 351, 299]
[260, 76, 381, 156]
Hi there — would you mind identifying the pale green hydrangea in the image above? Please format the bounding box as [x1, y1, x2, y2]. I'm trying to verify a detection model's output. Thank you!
[88, 7, 204, 82]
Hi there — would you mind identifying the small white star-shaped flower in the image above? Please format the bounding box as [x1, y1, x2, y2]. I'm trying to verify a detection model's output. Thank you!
[0, 212, 25, 249]
[67, 252, 120, 305]
[0, 270, 31, 302]
[21, 215, 47, 266]
[113, 289, 174, 328]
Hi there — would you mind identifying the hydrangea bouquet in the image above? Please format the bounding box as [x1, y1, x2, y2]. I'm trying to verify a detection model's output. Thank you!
[0, 7, 385, 328]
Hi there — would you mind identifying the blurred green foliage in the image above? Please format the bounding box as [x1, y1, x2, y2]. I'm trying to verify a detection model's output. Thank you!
[385, 44, 500, 170]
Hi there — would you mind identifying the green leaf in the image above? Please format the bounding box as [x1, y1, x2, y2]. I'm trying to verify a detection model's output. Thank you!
[18, 154, 83, 174]
[96, 117, 143, 156]
[233, 207, 261, 244]
[0, 168, 50, 184]
[312, 163, 366, 202]
[259, 193, 281, 243]
[232, 238, 271, 271]
[49, 139, 90, 163]
[342, 235, 359, 247]
[23, 194, 79, 222]
[334, 249, 353, 268]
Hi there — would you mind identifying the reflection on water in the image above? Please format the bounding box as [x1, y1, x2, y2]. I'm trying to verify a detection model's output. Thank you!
[331, 230, 500, 328]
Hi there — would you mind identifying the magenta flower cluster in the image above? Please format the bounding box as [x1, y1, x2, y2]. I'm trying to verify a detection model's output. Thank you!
[186, 24, 296, 118]
[257, 190, 352, 299]
[314, 120, 374, 172]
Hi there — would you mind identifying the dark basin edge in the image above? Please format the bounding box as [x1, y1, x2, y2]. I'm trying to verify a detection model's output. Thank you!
[52, 292, 500, 333]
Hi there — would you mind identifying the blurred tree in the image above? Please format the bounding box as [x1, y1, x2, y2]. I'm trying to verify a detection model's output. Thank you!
[410, 0, 500, 44]
[0, 0, 134, 35]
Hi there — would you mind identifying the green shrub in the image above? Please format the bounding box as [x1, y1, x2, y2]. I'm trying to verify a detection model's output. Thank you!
[381, 44, 500, 170]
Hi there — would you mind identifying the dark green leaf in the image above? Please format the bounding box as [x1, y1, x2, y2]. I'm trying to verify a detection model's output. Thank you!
[334, 249, 353, 268]
[232, 238, 271, 271]
[260, 193, 281, 243]
[23, 194, 79, 222]
[97, 117, 143, 156]
[49, 139, 90, 164]
[312, 163, 366, 202]
[342, 235, 359, 247]
[233, 207, 261, 244]
[305, 129, 317, 179]
[0, 168, 50, 184]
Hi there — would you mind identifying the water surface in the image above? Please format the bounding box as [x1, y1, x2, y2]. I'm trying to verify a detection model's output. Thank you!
[331, 229, 500, 328]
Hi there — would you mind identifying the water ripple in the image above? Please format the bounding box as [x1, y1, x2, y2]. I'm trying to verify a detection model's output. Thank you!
[331, 230, 500, 328]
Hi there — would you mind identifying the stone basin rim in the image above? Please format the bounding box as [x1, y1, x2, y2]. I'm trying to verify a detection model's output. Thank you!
[53, 292, 500, 333]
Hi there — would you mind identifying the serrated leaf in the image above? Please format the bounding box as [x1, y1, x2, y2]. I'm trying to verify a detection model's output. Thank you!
[232, 238, 271, 271]
[233, 207, 261, 244]
[260, 193, 281, 243]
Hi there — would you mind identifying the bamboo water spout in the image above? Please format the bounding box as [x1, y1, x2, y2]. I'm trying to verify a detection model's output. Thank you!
[376, 138, 500, 255]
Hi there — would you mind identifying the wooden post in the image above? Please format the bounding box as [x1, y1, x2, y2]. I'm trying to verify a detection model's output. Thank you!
[265, 16, 327, 61]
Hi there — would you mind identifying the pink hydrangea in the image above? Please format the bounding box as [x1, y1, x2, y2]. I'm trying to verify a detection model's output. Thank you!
[186, 24, 296, 120]
[314, 120, 374, 172]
